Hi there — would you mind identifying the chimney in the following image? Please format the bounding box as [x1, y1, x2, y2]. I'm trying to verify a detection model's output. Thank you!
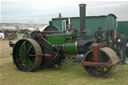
[79, 4, 86, 37]
[59, 13, 62, 18]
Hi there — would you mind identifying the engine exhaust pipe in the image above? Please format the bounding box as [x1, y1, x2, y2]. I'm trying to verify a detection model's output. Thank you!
[79, 4, 86, 37]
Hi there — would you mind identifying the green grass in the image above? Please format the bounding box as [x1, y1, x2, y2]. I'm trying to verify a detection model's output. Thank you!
[17, 33, 24, 38]
[1, 61, 128, 85]
[0, 40, 128, 85]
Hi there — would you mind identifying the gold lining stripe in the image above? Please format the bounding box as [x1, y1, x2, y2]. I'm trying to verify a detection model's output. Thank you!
[75, 41, 78, 54]
[63, 44, 65, 54]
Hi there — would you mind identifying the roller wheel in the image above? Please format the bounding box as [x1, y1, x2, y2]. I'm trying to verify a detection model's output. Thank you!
[13, 39, 42, 72]
[83, 47, 117, 77]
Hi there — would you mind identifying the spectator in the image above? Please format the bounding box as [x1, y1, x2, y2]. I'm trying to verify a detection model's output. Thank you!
[119, 32, 127, 64]
[126, 37, 128, 57]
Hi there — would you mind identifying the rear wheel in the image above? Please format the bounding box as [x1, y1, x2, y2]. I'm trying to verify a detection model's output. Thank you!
[13, 39, 42, 72]
[83, 47, 117, 77]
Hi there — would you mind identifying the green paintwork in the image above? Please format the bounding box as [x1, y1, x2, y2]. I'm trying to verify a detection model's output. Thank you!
[18, 41, 35, 69]
[117, 21, 128, 36]
[46, 33, 77, 54]
[49, 14, 116, 38]
[65, 31, 73, 42]
[47, 31, 75, 44]
[63, 42, 77, 54]
[47, 35, 65, 44]
[65, 31, 72, 37]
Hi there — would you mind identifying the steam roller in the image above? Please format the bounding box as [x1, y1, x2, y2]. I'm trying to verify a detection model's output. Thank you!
[9, 4, 119, 77]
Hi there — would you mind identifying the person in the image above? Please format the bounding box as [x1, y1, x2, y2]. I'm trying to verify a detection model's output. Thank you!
[126, 37, 128, 58]
[119, 32, 127, 64]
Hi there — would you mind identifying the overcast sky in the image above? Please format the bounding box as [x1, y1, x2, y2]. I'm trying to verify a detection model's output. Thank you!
[1, 0, 128, 24]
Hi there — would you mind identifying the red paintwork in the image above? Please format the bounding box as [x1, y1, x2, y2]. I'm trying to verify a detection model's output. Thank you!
[43, 54, 52, 57]
[92, 42, 107, 63]
[39, 33, 43, 39]
[81, 61, 111, 66]
[93, 43, 99, 62]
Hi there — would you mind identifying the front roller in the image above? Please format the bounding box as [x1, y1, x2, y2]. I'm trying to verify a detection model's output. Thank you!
[82, 47, 119, 77]
[13, 39, 42, 72]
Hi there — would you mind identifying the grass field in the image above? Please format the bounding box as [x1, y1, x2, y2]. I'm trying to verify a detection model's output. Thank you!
[0, 40, 128, 85]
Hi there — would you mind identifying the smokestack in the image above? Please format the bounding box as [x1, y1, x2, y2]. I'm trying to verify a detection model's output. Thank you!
[59, 13, 62, 18]
[79, 4, 86, 37]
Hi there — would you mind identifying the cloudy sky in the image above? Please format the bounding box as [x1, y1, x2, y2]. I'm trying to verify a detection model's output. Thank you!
[1, 0, 128, 24]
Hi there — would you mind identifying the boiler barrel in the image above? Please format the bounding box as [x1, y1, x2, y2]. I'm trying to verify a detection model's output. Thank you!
[63, 42, 78, 54]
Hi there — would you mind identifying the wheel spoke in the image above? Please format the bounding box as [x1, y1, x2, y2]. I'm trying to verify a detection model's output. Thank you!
[95, 66, 101, 73]
[24, 59, 31, 69]
[22, 41, 27, 50]
[28, 59, 34, 68]
[101, 66, 105, 73]
[22, 58, 27, 65]
[28, 45, 33, 52]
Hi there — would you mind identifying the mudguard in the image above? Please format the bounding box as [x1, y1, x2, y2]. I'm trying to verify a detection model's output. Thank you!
[77, 38, 95, 54]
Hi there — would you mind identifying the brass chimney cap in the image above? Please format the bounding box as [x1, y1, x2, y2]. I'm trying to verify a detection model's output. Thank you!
[79, 4, 86, 7]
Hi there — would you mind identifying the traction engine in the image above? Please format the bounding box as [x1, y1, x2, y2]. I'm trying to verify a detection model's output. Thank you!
[10, 4, 119, 77]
